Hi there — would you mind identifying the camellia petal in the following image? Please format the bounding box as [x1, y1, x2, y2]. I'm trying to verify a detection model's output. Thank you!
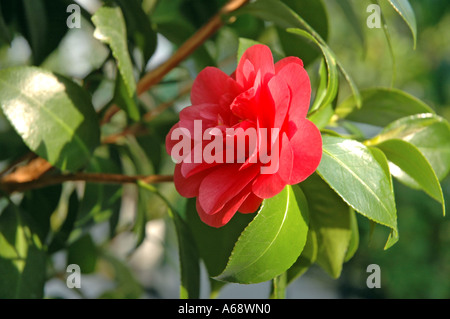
[165, 44, 322, 227]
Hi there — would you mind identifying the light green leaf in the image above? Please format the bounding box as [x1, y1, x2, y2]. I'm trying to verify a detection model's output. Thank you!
[387, 0, 417, 49]
[336, 87, 434, 127]
[287, 29, 338, 113]
[0, 203, 46, 298]
[0, 66, 100, 172]
[317, 136, 398, 249]
[299, 173, 353, 278]
[113, 0, 157, 64]
[374, 139, 446, 215]
[237, 38, 263, 63]
[367, 113, 450, 182]
[215, 185, 309, 284]
[92, 6, 136, 97]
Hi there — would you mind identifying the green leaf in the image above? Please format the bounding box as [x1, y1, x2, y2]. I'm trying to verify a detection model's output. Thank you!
[113, 72, 140, 122]
[317, 136, 398, 249]
[48, 190, 79, 254]
[286, 223, 318, 284]
[113, 0, 157, 65]
[138, 183, 200, 299]
[237, 38, 263, 63]
[0, 2, 12, 44]
[215, 185, 309, 284]
[373, 139, 446, 215]
[336, 87, 434, 127]
[237, 0, 361, 108]
[0, 66, 100, 172]
[287, 29, 338, 113]
[367, 113, 450, 182]
[387, 0, 417, 49]
[335, 0, 366, 54]
[277, 0, 329, 66]
[0, 203, 46, 298]
[20, 184, 62, 243]
[299, 173, 353, 278]
[67, 233, 98, 274]
[185, 198, 254, 279]
[92, 5, 136, 98]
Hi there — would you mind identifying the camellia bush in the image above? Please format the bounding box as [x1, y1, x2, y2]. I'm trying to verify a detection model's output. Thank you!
[0, 0, 449, 299]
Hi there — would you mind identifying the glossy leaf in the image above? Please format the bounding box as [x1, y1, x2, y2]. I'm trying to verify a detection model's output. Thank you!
[387, 0, 417, 48]
[185, 198, 254, 279]
[299, 173, 353, 278]
[0, 203, 46, 298]
[317, 136, 398, 249]
[215, 185, 309, 284]
[374, 139, 445, 215]
[0, 66, 100, 172]
[368, 113, 450, 182]
[336, 87, 434, 127]
[92, 5, 136, 98]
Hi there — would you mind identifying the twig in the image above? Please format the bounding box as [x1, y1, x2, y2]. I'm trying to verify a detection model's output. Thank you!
[1, 172, 174, 194]
[136, 0, 249, 95]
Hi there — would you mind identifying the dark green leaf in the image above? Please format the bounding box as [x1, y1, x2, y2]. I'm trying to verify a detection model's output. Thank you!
[0, 66, 100, 172]
[48, 190, 79, 254]
[287, 228, 317, 284]
[299, 173, 353, 278]
[215, 185, 309, 284]
[0, 203, 46, 298]
[0, 1, 12, 44]
[336, 87, 434, 127]
[317, 136, 398, 249]
[277, 0, 328, 66]
[67, 233, 98, 274]
[185, 197, 254, 279]
[20, 184, 62, 243]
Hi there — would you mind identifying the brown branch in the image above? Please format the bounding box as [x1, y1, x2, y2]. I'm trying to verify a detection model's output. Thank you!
[0, 0, 249, 195]
[136, 0, 249, 95]
[1, 172, 174, 194]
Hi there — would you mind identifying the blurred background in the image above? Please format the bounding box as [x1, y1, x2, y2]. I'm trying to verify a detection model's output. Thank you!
[0, 0, 449, 299]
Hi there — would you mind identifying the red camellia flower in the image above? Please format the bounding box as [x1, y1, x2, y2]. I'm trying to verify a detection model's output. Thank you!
[166, 44, 322, 227]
